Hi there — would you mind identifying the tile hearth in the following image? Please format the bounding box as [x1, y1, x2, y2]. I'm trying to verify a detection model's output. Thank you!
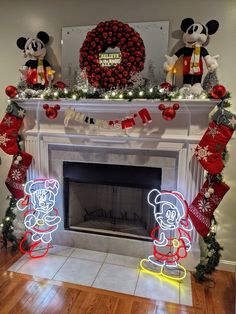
[8, 245, 192, 306]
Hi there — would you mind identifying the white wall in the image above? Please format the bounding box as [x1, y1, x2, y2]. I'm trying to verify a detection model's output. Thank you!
[0, 0, 235, 262]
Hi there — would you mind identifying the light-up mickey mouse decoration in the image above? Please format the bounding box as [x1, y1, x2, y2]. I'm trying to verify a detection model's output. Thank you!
[43, 104, 60, 119]
[159, 103, 179, 121]
[140, 189, 192, 281]
[17, 178, 61, 258]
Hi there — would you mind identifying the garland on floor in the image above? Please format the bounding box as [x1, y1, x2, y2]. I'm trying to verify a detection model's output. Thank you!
[195, 217, 223, 282]
[0, 196, 18, 250]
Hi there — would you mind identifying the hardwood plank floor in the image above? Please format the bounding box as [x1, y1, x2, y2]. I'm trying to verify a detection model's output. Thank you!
[0, 250, 235, 314]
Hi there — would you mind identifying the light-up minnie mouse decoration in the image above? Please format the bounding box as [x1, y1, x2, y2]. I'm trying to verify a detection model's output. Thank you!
[159, 103, 180, 121]
[43, 104, 60, 119]
[17, 178, 61, 258]
[140, 189, 192, 281]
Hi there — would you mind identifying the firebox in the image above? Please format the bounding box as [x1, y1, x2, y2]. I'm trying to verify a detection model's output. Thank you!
[63, 162, 161, 240]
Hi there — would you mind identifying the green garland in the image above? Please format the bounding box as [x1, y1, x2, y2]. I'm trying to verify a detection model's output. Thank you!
[1, 196, 18, 250]
[194, 217, 223, 282]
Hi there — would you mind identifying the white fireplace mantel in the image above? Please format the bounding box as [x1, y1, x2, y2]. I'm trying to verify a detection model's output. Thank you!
[17, 98, 217, 262]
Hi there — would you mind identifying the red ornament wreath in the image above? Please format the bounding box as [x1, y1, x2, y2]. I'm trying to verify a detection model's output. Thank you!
[79, 20, 145, 90]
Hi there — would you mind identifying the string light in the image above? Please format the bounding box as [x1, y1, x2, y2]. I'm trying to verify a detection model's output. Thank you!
[72, 94, 77, 100]
[17, 178, 61, 258]
[128, 91, 133, 96]
[112, 91, 116, 96]
[119, 94, 123, 99]
[5, 217, 10, 221]
[139, 91, 144, 96]
[105, 95, 109, 100]
[140, 189, 192, 281]
[53, 91, 59, 97]
[149, 88, 153, 93]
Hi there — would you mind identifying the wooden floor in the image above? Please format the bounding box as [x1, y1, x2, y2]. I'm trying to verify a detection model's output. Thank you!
[0, 250, 235, 314]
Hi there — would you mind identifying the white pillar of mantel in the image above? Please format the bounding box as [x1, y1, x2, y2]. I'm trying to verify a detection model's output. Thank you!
[17, 98, 217, 262]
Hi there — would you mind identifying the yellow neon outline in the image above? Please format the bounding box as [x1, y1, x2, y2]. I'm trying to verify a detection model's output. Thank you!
[140, 258, 187, 282]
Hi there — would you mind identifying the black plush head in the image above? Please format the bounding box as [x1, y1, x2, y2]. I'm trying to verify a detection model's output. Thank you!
[16, 31, 50, 59]
[180, 18, 219, 47]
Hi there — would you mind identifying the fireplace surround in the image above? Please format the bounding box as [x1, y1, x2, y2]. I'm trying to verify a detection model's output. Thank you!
[19, 98, 216, 265]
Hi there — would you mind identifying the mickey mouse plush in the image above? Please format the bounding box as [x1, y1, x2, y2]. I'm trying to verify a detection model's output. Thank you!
[164, 18, 219, 95]
[16, 31, 54, 89]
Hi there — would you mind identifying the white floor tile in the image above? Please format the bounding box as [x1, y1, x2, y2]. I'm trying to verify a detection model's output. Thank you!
[53, 257, 102, 286]
[8, 254, 29, 272]
[71, 248, 107, 262]
[49, 244, 75, 257]
[179, 272, 192, 306]
[135, 271, 180, 304]
[105, 253, 140, 269]
[17, 255, 67, 279]
[92, 263, 139, 295]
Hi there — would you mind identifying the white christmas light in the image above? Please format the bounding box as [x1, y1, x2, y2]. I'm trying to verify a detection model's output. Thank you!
[112, 91, 116, 96]
[140, 189, 193, 281]
[5, 217, 10, 221]
[17, 179, 61, 248]
[119, 94, 123, 99]
[139, 91, 144, 96]
[72, 94, 77, 100]
[105, 95, 109, 100]
[128, 91, 133, 96]
[149, 88, 153, 93]
[53, 91, 59, 97]
[64, 88, 68, 94]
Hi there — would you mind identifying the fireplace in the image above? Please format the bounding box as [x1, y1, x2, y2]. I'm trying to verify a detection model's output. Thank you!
[63, 162, 161, 240]
[20, 98, 216, 260]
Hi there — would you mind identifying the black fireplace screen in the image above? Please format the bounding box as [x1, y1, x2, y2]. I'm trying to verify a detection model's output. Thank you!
[63, 162, 161, 240]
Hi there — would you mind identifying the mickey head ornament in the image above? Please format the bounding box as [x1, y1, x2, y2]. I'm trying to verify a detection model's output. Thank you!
[43, 104, 60, 119]
[159, 103, 180, 120]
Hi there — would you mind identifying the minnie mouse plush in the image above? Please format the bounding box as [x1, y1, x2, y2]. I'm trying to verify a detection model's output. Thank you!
[164, 18, 219, 95]
[17, 31, 54, 89]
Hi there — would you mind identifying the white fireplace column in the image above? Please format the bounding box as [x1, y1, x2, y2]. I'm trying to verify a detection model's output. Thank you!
[19, 98, 217, 259]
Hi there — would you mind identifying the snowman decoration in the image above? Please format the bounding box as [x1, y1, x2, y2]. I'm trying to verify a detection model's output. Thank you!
[17, 178, 61, 258]
[140, 189, 192, 281]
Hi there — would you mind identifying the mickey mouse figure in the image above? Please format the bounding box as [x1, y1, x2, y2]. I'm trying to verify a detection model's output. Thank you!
[140, 189, 192, 281]
[16, 31, 54, 89]
[17, 178, 61, 258]
[164, 18, 219, 95]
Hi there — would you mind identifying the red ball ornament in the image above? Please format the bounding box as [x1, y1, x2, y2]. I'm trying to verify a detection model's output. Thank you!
[160, 82, 172, 91]
[211, 85, 227, 99]
[53, 81, 67, 90]
[5, 85, 18, 98]
[43, 104, 60, 119]
[162, 107, 176, 120]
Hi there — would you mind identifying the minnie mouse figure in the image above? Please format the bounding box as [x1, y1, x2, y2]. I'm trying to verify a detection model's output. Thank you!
[140, 189, 192, 281]
[16, 31, 54, 89]
[164, 18, 219, 95]
[17, 178, 61, 258]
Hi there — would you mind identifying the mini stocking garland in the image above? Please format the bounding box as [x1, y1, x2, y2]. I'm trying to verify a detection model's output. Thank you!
[189, 177, 230, 237]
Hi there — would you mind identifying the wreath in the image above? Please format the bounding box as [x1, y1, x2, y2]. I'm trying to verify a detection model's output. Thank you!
[79, 20, 145, 90]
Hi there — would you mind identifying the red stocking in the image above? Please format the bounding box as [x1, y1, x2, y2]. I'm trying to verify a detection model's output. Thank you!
[189, 179, 230, 237]
[5, 151, 33, 199]
[0, 113, 23, 155]
[195, 120, 234, 174]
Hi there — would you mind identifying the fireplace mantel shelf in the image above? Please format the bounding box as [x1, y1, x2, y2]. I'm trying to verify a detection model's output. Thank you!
[16, 98, 218, 114]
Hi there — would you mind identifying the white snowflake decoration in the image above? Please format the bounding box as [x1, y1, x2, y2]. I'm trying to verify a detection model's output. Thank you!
[198, 199, 212, 213]
[3, 117, 13, 127]
[207, 126, 220, 138]
[0, 133, 10, 147]
[195, 145, 212, 162]
[11, 169, 22, 181]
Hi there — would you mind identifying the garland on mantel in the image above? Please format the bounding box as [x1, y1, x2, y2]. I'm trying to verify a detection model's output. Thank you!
[5, 82, 232, 104]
